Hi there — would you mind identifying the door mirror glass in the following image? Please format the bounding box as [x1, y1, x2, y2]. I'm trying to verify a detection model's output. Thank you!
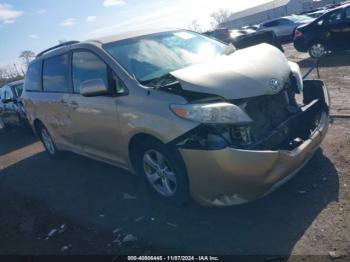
[80, 79, 109, 97]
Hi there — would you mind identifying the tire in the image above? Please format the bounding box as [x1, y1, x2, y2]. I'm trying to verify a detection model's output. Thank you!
[309, 41, 326, 59]
[0, 117, 7, 129]
[135, 139, 190, 205]
[39, 125, 61, 158]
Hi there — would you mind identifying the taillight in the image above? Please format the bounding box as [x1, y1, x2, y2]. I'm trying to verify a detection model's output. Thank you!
[294, 30, 302, 38]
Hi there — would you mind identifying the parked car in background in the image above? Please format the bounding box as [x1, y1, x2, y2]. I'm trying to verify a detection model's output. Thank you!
[23, 29, 329, 207]
[0, 80, 28, 128]
[204, 28, 283, 51]
[294, 3, 350, 58]
[257, 15, 315, 42]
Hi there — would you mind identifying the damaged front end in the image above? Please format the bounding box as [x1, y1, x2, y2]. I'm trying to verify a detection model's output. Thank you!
[170, 79, 330, 206]
[172, 79, 329, 152]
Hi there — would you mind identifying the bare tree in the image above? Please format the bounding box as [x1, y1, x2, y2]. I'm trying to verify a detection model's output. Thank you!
[19, 50, 36, 69]
[0, 64, 24, 86]
[187, 19, 203, 33]
[210, 9, 232, 29]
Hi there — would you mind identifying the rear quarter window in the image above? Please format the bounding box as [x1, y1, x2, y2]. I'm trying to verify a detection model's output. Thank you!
[25, 61, 42, 92]
[43, 54, 70, 93]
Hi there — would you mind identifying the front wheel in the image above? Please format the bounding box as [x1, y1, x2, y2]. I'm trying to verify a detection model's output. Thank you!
[0, 117, 7, 129]
[136, 140, 190, 205]
[309, 42, 326, 59]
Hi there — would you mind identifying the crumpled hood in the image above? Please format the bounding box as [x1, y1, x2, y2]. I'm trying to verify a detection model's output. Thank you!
[171, 43, 291, 100]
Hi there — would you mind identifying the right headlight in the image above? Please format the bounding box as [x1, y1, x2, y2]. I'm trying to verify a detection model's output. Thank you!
[170, 102, 252, 124]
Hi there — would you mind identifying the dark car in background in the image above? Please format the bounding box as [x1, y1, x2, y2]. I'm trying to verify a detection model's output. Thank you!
[0, 80, 28, 128]
[204, 28, 283, 51]
[257, 15, 315, 42]
[294, 3, 350, 58]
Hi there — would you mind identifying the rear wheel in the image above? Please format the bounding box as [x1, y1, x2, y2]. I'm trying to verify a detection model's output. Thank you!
[0, 117, 7, 129]
[309, 42, 326, 59]
[39, 125, 60, 158]
[135, 139, 190, 205]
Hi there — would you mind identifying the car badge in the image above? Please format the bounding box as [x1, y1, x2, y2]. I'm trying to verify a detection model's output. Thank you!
[269, 78, 281, 91]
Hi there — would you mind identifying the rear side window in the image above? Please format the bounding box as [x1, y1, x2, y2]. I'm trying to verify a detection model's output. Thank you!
[327, 10, 344, 24]
[72, 51, 108, 93]
[263, 20, 278, 27]
[43, 54, 70, 92]
[345, 7, 350, 20]
[25, 61, 42, 91]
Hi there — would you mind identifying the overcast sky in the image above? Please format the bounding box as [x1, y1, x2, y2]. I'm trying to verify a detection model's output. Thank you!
[0, 0, 271, 68]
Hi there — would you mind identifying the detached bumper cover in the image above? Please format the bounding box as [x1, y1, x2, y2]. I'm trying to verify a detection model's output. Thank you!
[179, 80, 330, 206]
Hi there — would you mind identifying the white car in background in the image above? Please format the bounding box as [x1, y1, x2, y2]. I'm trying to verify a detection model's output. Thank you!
[258, 15, 315, 42]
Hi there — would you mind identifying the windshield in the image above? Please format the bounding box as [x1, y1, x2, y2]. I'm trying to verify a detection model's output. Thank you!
[103, 30, 227, 83]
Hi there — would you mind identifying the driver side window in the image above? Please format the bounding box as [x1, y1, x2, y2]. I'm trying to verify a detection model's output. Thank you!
[72, 51, 109, 93]
[72, 50, 128, 95]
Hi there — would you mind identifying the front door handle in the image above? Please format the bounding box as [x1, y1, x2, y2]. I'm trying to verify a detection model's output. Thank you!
[61, 99, 78, 109]
[69, 101, 79, 109]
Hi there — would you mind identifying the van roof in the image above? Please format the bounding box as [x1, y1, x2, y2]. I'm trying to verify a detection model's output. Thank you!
[33, 28, 177, 59]
[88, 28, 176, 44]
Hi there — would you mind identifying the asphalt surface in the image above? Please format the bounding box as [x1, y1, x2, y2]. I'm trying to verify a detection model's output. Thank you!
[0, 46, 349, 258]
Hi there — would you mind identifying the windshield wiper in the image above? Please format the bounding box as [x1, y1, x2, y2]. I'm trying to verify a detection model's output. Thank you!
[140, 73, 178, 88]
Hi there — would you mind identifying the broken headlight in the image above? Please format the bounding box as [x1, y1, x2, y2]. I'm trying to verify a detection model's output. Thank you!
[170, 102, 252, 124]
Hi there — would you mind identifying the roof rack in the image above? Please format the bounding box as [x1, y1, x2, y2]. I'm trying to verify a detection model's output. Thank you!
[36, 41, 80, 57]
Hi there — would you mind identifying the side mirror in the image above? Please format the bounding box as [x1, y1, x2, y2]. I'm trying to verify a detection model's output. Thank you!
[80, 79, 109, 97]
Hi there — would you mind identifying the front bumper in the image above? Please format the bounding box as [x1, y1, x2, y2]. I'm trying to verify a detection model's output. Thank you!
[179, 80, 330, 207]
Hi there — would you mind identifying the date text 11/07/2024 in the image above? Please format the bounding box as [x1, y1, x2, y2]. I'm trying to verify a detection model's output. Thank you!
[127, 256, 220, 261]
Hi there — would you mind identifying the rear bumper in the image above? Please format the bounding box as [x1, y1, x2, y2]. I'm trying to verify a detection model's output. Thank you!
[179, 80, 330, 207]
[294, 37, 309, 52]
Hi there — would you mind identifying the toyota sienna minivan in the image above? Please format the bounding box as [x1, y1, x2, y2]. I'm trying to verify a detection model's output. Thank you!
[22, 29, 330, 206]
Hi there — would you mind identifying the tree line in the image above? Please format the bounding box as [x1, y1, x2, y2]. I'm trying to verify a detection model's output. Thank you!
[0, 50, 35, 86]
[187, 9, 232, 32]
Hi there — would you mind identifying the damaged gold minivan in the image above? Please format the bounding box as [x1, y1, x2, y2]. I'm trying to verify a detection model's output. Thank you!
[23, 29, 330, 206]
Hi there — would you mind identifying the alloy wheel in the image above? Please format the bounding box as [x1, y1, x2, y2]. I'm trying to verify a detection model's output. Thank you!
[310, 43, 326, 58]
[142, 149, 177, 197]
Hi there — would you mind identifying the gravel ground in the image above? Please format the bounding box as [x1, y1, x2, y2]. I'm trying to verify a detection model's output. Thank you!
[0, 44, 349, 259]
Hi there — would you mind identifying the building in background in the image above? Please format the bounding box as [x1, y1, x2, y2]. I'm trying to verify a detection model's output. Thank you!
[221, 0, 343, 29]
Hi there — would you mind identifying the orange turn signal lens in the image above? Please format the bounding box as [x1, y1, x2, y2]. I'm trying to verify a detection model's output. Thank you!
[172, 107, 188, 118]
